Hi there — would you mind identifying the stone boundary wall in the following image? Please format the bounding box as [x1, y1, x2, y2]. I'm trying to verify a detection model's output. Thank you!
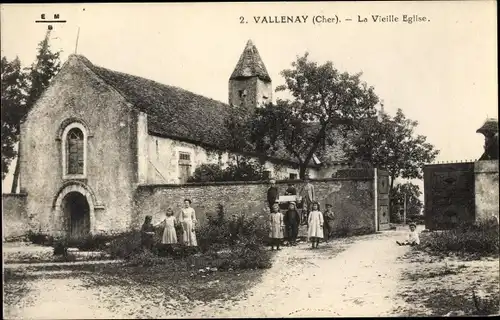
[134, 172, 377, 235]
[2, 193, 29, 241]
[474, 160, 499, 223]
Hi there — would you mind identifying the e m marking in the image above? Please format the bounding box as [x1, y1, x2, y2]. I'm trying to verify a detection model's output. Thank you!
[35, 13, 67, 30]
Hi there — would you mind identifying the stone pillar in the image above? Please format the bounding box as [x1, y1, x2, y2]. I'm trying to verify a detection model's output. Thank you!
[474, 160, 499, 223]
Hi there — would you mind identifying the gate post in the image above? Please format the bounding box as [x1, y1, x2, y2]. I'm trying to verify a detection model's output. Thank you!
[374, 167, 379, 232]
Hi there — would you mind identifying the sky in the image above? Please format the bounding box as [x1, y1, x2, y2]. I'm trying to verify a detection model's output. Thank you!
[1, 2, 497, 193]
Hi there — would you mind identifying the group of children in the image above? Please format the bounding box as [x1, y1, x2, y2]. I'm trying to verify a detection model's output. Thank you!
[268, 201, 336, 250]
[141, 198, 199, 251]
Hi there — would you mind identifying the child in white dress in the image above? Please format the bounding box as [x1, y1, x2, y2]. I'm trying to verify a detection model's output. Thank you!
[396, 223, 420, 246]
[308, 202, 324, 249]
[269, 202, 284, 250]
[159, 208, 178, 245]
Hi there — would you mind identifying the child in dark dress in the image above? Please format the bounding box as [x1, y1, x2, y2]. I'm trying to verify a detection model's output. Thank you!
[141, 215, 155, 251]
[285, 202, 301, 246]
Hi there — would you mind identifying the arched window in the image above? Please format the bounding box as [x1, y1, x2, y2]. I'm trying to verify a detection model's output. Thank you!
[67, 128, 84, 174]
[61, 122, 88, 179]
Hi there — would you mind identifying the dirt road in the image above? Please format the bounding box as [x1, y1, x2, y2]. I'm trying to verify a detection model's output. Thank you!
[5, 229, 415, 318]
[175, 229, 413, 318]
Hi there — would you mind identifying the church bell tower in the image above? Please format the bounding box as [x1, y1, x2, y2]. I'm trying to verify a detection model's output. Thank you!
[228, 39, 272, 110]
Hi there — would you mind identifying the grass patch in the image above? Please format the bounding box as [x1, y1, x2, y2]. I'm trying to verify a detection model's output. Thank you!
[403, 287, 499, 316]
[416, 222, 499, 259]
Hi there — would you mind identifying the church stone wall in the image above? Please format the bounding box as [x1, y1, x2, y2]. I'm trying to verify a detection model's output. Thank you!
[144, 134, 303, 184]
[19, 56, 138, 236]
[133, 174, 377, 235]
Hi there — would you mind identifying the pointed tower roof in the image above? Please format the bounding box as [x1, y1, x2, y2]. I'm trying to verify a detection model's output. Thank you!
[230, 40, 271, 82]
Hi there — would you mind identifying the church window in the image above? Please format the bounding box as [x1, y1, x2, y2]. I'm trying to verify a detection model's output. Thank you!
[67, 128, 84, 174]
[61, 122, 88, 179]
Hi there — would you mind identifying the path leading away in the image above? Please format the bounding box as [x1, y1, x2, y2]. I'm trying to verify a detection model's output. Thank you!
[5, 228, 415, 318]
[178, 229, 413, 318]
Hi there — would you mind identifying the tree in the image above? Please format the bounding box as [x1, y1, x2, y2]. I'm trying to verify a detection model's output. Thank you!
[248, 53, 379, 179]
[188, 161, 266, 182]
[390, 182, 423, 222]
[344, 108, 439, 191]
[188, 163, 225, 182]
[10, 30, 61, 192]
[1, 56, 28, 180]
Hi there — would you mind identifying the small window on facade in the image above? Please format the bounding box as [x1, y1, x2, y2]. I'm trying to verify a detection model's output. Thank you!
[179, 152, 191, 161]
[238, 89, 247, 98]
[289, 173, 297, 180]
[67, 128, 84, 175]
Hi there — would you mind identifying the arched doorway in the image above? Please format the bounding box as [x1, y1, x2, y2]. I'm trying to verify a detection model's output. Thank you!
[62, 191, 91, 239]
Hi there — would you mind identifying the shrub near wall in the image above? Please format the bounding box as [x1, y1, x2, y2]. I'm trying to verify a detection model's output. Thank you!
[134, 173, 377, 235]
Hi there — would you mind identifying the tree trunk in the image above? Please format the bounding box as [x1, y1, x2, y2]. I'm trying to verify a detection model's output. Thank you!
[11, 154, 20, 193]
[389, 174, 395, 193]
[299, 165, 307, 180]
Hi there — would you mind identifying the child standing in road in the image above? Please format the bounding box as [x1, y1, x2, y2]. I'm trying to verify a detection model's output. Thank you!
[323, 203, 335, 242]
[307, 202, 324, 249]
[396, 223, 420, 246]
[285, 202, 301, 246]
[269, 203, 284, 250]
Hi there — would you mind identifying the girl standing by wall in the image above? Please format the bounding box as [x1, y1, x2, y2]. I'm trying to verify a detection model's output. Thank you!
[269, 203, 284, 250]
[308, 202, 324, 249]
[155, 208, 178, 247]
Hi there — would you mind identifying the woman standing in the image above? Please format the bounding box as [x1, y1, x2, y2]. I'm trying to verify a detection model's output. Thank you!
[307, 202, 324, 249]
[180, 199, 198, 247]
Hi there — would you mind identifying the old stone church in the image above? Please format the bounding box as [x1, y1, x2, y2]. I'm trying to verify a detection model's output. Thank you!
[17, 40, 348, 238]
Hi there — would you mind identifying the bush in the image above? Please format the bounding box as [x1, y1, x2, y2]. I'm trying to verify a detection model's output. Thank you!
[419, 222, 499, 257]
[188, 158, 267, 182]
[407, 214, 425, 225]
[110, 206, 273, 270]
[27, 230, 54, 246]
[106, 230, 143, 259]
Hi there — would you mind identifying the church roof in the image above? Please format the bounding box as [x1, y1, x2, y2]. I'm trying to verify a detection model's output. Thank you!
[476, 118, 498, 134]
[229, 40, 272, 82]
[72, 54, 321, 167]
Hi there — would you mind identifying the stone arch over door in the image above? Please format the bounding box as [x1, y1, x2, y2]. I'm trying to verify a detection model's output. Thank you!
[52, 182, 97, 237]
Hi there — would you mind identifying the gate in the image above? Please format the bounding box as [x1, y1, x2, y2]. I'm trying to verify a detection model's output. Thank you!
[377, 169, 390, 230]
[423, 162, 475, 230]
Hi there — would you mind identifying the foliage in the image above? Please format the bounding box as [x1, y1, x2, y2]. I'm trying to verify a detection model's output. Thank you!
[106, 230, 143, 259]
[188, 158, 267, 182]
[108, 206, 273, 270]
[24, 31, 62, 109]
[26, 230, 55, 246]
[343, 109, 439, 190]
[188, 163, 225, 182]
[8, 30, 62, 191]
[390, 182, 423, 223]
[248, 52, 379, 179]
[1, 56, 27, 180]
[418, 222, 499, 257]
